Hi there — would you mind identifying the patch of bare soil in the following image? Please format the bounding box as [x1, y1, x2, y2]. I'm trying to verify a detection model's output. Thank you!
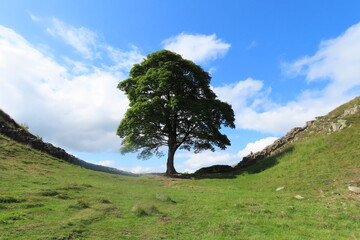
[148, 174, 185, 187]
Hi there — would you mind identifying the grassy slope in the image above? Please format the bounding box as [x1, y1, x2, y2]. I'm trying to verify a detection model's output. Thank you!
[0, 98, 359, 240]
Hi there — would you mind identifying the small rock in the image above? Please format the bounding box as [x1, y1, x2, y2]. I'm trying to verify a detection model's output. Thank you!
[276, 187, 284, 191]
[329, 120, 347, 132]
[288, 206, 296, 209]
[348, 186, 360, 193]
[294, 195, 304, 199]
[342, 104, 360, 116]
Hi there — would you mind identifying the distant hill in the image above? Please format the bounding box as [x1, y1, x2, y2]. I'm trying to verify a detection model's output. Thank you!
[0, 109, 137, 177]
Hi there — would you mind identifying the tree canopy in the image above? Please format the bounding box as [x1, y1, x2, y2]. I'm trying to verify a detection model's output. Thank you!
[117, 50, 235, 175]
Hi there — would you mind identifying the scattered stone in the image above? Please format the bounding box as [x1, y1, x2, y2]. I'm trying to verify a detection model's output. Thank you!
[329, 120, 347, 132]
[342, 104, 360, 116]
[294, 195, 304, 199]
[276, 187, 284, 191]
[155, 194, 176, 203]
[155, 194, 168, 201]
[348, 186, 360, 193]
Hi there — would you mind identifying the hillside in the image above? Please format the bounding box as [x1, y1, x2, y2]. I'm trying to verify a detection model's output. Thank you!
[0, 109, 136, 177]
[196, 96, 360, 174]
[234, 96, 360, 171]
[0, 98, 359, 239]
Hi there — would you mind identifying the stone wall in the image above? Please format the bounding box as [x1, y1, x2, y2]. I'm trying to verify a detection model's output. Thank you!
[0, 109, 137, 177]
[233, 102, 360, 170]
[233, 126, 306, 169]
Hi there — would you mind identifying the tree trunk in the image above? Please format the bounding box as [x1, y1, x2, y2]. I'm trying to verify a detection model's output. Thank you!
[166, 116, 178, 176]
[166, 147, 178, 175]
[166, 130, 178, 176]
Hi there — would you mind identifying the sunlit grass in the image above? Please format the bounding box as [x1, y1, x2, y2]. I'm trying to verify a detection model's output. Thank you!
[0, 97, 359, 239]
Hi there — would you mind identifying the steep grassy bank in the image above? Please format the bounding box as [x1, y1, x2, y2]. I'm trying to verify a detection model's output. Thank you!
[0, 98, 359, 239]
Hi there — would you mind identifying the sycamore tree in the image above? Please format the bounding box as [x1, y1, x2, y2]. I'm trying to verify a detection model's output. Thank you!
[117, 50, 235, 175]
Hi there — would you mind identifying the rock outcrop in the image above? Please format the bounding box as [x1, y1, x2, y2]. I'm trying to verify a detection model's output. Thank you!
[342, 104, 360, 116]
[195, 97, 360, 174]
[0, 109, 137, 177]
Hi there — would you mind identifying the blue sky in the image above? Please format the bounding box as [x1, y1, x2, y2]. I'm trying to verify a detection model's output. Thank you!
[1, 1, 360, 173]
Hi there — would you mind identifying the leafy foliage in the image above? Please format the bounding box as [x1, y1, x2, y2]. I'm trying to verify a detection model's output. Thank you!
[117, 50, 235, 174]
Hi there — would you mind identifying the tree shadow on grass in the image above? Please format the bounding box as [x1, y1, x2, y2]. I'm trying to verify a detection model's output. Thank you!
[170, 146, 294, 180]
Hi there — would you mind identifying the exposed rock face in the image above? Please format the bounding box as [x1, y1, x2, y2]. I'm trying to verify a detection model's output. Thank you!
[0, 109, 137, 177]
[195, 164, 233, 174]
[329, 120, 347, 132]
[342, 104, 360, 116]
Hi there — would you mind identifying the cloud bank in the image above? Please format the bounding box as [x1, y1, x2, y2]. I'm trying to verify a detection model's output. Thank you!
[0, 23, 143, 152]
[0, 20, 230, 156]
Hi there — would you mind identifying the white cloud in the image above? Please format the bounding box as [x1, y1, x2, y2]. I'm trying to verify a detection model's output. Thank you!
[213, 78, 269, 111]
[46, 18, 144, 71]
[63, 57, 91, 74]
[183, 169, 195, 174]
[91, 161, 165, 174]
[29, 13, 42, 22]
[0, 24, 144, 152]
[182, 151, 237, 170]
[285, 22, 360, 97]
[215, 78, 352, 134]
[105, 45, 144, 71]
[162, 33, 230, 63]
[96, 160, 116, 168]
[246, 41, 257, 50]
[130, 165, 166, 174]
[47, 19, 99, 59]
[237, 137, 278, 158]
[213, 22, 360, 134]
[179, 136, 278, 172]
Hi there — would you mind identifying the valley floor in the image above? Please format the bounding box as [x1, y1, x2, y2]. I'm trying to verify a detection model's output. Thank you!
[0, 131, 359, 239]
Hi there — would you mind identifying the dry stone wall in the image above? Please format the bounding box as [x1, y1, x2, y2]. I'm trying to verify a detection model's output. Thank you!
[234, 126, 306, 169]
[196, 100, 360, 174]
[0, 109, 137, 176]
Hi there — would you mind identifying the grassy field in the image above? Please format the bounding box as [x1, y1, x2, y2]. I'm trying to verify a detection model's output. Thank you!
[0, 99, 359, 239]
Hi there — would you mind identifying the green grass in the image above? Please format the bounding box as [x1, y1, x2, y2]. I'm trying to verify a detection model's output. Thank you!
[0, 98, 359, 239]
